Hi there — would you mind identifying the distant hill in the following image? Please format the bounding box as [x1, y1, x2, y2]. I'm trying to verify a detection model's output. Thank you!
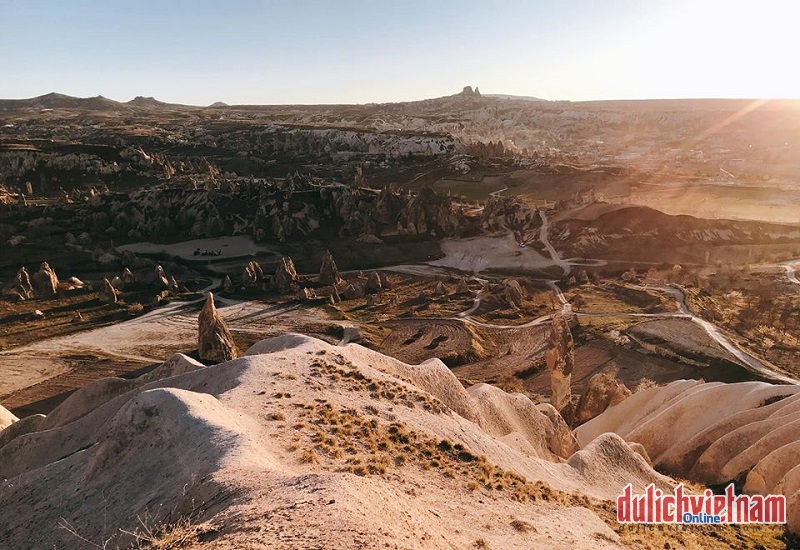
[127, 96, 168, 108]
[0, 92, 126, 112]
[0, 92, 198, 113]
[484, 93, 545, 102]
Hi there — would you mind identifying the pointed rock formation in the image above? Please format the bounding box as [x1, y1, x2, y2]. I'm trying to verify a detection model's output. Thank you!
[14, 267, 34, 299]
[572, 371, 631, 426]
[31, 262, 58, 296]
[155, 265, 170, 289]
[365, 271, 383, 294]
[223, 275, 234, 293]
[122, 268, 135, 286]
[197, 292, 239, 362]
[433, 281, 447, 296]
[297, 287, 317, 301]
[503, 278, 525, 309]
[242, 260, 265, 289]
[546, 311, 574, 413]
[319, 250, 343, 286]
[99, 278, 118, 304]
[271, 256, 298, 294]
[455, 277, 470, 295]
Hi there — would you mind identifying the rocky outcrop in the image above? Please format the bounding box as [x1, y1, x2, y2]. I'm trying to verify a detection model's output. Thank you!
[99, 278, 118, 304]
[7, 267, 34, 300]
[319, 250, 343, 286]
[271, 257, 298, 294]
[242, 260, 265, 290]
[572, 371, 631, 426]
[16, 267, 34, 298]
[31, 262, 58, 297]
[396, 187, 463, 237]
[341, 283, 366, 300]
[546, 312, 574, 413]
[454, 277, 470, 295]
[503, 278, 524, 309]
[223, 275, 234, 293]
[536, 403, 580, 458]
[365, 271, 383, 294]
[121, 268, 135, 287]
[575, 379, 800, 533]
[155, 265, 170, 289]
[197, 292, 239, 362]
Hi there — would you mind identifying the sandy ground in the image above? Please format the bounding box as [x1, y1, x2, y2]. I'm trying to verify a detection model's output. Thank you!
[0, 357, 72, 398]
[0, 297, 336, 407]
[117, 236, 276, 261]
[429, 234, 555, 273]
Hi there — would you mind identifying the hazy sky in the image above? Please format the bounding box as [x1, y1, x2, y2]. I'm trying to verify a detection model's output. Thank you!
[2, 0, 799, 105]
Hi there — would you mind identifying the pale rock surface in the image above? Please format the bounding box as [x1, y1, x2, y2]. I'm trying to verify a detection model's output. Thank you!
[0, 334, 688, 548]
[0, 404, 18, 430]
[577, 378, 800, 531]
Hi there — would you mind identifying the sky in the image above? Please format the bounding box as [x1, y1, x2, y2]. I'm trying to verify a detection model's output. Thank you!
[2, 0, 800, 105]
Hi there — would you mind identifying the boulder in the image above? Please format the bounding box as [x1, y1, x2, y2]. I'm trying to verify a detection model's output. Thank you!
[31, 262, 58, 297]
[197, 292, 239, 362]
[572, 371, 631, 426]
[319, 250, 343, 286]
[546, 311, 574, 413]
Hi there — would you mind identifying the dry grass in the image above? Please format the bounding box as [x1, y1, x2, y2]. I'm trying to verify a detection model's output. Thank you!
[126, 517, 217, 549]
[308, 355, 447, 413]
